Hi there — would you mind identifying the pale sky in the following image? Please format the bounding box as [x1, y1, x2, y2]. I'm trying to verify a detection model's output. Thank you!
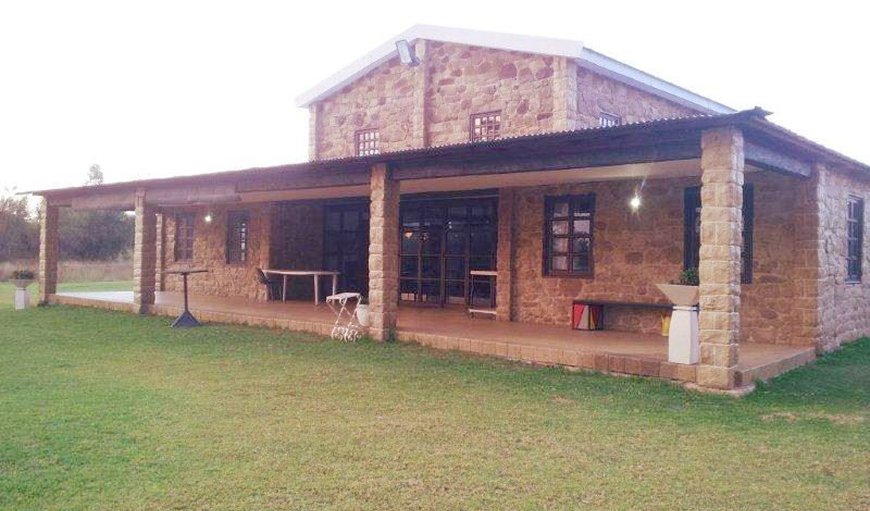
[2, 0, 868, 195]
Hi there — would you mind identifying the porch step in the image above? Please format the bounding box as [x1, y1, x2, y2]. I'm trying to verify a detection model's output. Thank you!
[736, 347, 816, 385]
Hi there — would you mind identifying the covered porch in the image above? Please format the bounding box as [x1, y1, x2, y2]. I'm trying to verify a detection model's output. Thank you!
[32, 109, 838, 391]
[50, 289, 815, 387]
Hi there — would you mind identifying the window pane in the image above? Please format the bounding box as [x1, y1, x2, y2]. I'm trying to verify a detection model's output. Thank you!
[445, 257, 466, 279]
[551, 238, 568, 253]
[552, 201, 569, 217]
[573, 219, 591, 235]
[470, 231, 493, 254]
[402, 231, 420, 253]
[572, 255, 589, 272]
[342, 211, 359, 231]
[551, 255, 568, 271]
[421, 256, 441, 278]
[421, 230, 442, 254]
[572, 237, 590, 254]
[551, 220, 569, 235]
[445, 231, 466, 255]
[400, 256, 418, 278]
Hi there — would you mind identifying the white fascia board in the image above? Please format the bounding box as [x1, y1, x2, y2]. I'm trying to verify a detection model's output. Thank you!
[577, 48, 735, 114]
[295, 25, 584, 107]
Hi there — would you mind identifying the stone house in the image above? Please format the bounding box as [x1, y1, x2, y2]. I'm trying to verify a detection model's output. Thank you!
[31, 26, 869, 392]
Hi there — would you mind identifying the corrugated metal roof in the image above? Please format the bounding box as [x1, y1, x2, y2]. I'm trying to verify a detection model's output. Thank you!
[25, 108, 870, 198]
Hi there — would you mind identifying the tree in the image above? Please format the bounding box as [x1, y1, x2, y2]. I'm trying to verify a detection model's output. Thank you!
[58, 165, 134, 261]
[0, 190, 39, 261]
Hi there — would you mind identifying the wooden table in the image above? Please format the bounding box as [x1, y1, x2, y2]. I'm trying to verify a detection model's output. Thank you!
[262, 269, 340, 305]
[161, 268, 208, 327]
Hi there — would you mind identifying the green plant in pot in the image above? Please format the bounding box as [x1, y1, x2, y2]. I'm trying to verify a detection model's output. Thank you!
[10, 270, 35, 290]
[655, 267, 700, 306]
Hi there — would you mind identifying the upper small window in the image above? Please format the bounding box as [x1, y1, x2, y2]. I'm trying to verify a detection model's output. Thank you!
[599, 112, 622, 128]
[847, 196, 864, 282]
[355, 129, 380, 156]
[470, 111, 501, 142]
[226, 211, 249, 264]
[544, 194, 595, 276]
[174, 213, 195, 261]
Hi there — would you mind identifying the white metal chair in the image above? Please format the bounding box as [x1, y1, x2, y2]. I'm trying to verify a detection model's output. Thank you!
[326, 292, 363, 342]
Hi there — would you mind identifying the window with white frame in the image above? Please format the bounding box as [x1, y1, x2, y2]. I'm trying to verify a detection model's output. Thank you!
[355, 129, 380, 156]
[599, 112, 622, 128]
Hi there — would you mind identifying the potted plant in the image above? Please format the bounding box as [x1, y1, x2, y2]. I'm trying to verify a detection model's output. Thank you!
[655, 268, 699, 306]
[355, 296, 370, 327]
[10, 270, 35, 311]
[656, 268, 700, 365]
[10, 270, 35, 290]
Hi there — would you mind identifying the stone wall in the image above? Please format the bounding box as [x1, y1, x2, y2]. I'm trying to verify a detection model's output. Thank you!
[507, 170, 810, 345]
[511, 178, 691, 334]
[816, 166, 870, 350]
[309, 41, 705, 159]
[741, 171, 803, 344]
[425, 41, 558, 145]
[572, 67, 696, 128]
[314, 45, 425, 160]
[161, 203, 273, 300]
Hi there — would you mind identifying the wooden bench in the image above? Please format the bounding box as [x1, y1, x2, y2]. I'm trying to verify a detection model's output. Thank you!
[572, 299, 671, 330]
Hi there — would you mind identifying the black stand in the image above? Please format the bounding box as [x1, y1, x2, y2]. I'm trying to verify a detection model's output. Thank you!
[171, 272, 202, 327]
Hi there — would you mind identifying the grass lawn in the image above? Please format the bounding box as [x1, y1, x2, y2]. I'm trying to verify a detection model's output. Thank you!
[0, 291, 867, 510]
[0, 280, 132, 306]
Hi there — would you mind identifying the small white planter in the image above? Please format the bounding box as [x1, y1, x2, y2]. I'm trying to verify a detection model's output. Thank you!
[11, 279, 33, 311]
[355, 304, 370, 327]
[656, 284, 700, 365]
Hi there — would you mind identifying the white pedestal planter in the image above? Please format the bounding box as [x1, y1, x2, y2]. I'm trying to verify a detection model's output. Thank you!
[355, 304, 370, 327]
[667, 305, 699, 364]
[656, 284, 700, 365]
[14, 288, 30, 310]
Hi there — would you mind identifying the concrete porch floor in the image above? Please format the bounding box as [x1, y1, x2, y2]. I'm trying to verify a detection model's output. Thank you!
[51, 290, 816, 387]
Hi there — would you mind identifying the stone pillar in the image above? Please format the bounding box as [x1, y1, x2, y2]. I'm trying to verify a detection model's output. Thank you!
[133, 190, 157, 313]
[552, 57, 579, 131]
[155, 213, 166, 292]
[308, 104, 321, 161]
[368, 164, 399, 341]
[697, 127, 745, 390]
[792, 166, 825, 350]
[37, 202, 59, 304]
[412, 39, 430, 148]
[496, 188, 515, 321]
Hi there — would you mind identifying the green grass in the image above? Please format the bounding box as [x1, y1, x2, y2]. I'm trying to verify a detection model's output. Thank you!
[0, 281, 132, 306]
[0, 293, 867, 510]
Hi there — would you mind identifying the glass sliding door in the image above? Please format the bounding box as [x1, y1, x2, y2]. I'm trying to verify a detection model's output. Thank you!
[399, 194, 497, 306]
[323, 201, 369, 295]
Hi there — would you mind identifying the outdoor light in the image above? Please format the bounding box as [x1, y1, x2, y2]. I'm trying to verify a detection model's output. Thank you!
[204, 213, 213, 223]
[396, 39, 419, 66]
[629, 194, 641, 211]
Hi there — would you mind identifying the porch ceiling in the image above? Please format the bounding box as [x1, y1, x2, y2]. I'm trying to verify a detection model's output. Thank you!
[399, 159, 767, 194]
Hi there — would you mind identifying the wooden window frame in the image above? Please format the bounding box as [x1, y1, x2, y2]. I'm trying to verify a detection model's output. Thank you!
[599, 112, 622, 128]
[226, 210, 249, 265]
[354, 128, 380, 156]
[469, 111, 502, 143]
[174, 212, 195, 262]
[684, 184, 754, 283]
[847, 195, 864, 283]
[543, 194, 595, 278]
